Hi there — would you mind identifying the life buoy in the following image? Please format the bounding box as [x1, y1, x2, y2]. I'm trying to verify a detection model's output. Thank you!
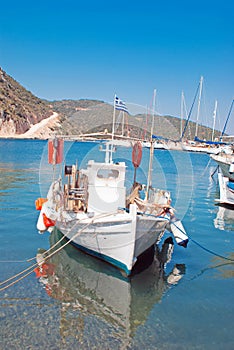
[132, 141, 142, 168]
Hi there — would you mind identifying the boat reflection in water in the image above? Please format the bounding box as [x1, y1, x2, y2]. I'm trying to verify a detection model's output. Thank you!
[214, 204, 234, 231]
[34, 228, 185, 346]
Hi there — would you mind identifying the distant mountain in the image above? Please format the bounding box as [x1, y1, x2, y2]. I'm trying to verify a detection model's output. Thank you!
[0, 67, 53, 136]
[50, 99, 221, 142]
[0, 67, 222, 141]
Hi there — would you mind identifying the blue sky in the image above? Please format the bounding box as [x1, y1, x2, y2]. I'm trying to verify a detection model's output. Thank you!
[0, 0, 233, 134]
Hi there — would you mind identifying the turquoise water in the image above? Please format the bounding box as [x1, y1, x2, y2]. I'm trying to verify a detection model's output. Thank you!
[0, 139, 234, 350]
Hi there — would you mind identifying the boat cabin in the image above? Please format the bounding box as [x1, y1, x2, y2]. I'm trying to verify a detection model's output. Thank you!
[64, 160, 126, 214]
[82, 160, 126, 213]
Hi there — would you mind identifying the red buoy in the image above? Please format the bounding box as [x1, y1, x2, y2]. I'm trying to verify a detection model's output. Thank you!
[132, 141, 142, 168]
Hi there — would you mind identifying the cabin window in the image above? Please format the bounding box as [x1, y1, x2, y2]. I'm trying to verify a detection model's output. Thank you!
[97, 169, 119, 179]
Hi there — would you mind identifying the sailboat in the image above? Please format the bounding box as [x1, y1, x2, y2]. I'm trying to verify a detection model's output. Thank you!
[210, 100, 234, 205]
[181, 77, 227, 154]
[35, 94, 189, 276]
[211, 148, 234, 205]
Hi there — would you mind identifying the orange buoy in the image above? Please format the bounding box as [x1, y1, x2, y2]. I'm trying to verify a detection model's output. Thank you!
[132, 141, 142, 168]
[48, 138, 64, 165]
[34, 263, 55, 278]
[35, 198, 48, 210]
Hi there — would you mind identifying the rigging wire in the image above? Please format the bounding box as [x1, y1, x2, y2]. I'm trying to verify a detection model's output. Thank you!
[180, 80, 200, 140]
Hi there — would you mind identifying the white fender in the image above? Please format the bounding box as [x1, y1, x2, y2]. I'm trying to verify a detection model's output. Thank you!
[36, 200, 58, 233]
[37, 209, 47, 233]
[229, 163, 234, 173]
[170, 220, 189, 247]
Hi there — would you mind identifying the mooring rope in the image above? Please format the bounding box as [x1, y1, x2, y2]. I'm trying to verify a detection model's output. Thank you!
[1, 206, 233, 292]
[0, 210, 118, 292]
[120, 206, 234, 262]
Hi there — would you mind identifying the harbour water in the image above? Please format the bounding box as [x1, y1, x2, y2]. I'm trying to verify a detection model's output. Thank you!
[0, 139, 234, 350]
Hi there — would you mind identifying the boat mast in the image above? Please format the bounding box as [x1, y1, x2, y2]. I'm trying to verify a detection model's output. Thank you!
[180, 91, 185, 139]
[121, 111, 125, 136]
[180, 91, 189, 140]
[110, 95, 117, 163]
[220, 99, 234, 141]
[180, 80, 200, 141]
[211, 100, 218, 142]
[146, 89, 156, 200]
[195, 76, 203, 138]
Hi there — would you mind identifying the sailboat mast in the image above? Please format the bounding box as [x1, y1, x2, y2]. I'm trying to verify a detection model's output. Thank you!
[146, 89, 156, 200]
[220, 99, 234, 141]
[211, 100, 218, 142]
[180, 91, 184, 139]
[195, 76, 203, 138]
[180, 80, 200, 141]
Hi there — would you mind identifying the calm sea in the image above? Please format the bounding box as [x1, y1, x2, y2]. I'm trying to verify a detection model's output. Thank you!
[0, 139, 233, 350]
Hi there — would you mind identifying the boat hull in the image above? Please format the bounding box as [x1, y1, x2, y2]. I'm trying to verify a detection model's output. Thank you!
[211, 154, 234, 181]
[216, 172, 234, 206]
[56, 212, 168, 276]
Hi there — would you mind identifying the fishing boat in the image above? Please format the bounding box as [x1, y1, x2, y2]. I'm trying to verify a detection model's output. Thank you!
[35, 96, 188, 276]
[211, 149, 234, 205]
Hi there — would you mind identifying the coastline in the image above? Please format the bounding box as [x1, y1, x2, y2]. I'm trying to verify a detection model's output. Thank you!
[0, 112, 59, 140]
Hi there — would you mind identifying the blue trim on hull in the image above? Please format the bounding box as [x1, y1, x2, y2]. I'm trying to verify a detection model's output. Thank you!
[227, 181, 234, 192]
[66, 237, 131, 276]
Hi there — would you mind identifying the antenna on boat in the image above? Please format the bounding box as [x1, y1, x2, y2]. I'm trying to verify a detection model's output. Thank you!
[146, 89, 156, 200]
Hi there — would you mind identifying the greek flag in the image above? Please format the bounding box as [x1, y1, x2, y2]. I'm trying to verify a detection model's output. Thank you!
[115, 96, 129, 113]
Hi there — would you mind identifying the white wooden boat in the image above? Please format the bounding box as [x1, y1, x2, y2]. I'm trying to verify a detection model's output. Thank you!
[182, 141, 226, 154]
[211, 151, 234, 205]
[35, 138, 188, 276]
[211, 152, 234, 180]
[215, 170, 234, 205]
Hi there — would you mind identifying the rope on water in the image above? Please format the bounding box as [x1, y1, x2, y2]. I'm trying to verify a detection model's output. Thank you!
[188, 236, 234, 262]
[120, 207, 234, 262]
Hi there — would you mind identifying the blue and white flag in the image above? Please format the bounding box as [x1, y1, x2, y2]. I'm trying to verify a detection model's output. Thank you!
[115, 96, 129, 113]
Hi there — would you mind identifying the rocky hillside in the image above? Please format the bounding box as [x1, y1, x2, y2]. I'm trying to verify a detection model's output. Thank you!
[51, 99, 220, 141]
[0, 67, 221, 141]
[0, 67, 53, 136]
